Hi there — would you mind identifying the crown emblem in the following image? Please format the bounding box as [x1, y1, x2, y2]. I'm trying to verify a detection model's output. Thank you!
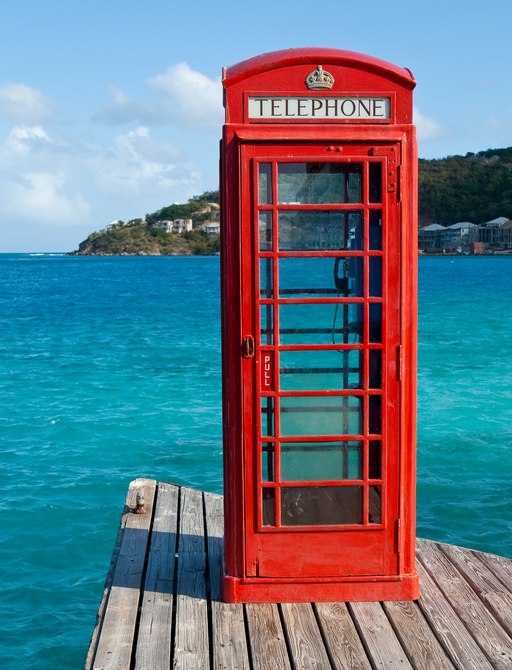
[305, 65, 334, 90]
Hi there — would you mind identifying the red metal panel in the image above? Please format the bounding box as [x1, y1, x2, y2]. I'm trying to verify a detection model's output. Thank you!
[221, 48, 418, 602]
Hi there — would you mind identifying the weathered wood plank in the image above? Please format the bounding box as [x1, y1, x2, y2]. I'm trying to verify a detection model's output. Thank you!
[418, 539, 512, 669]
[245, 603, 291, 670]
[134, 482, 179, 670]
[314, 602, 371, 670]
[475, 548, 512, 593]
[173, 486, 209, 670]
[349, 601, 413, 668]
[280, 602, 331, 668]
[204, 491, 250, 670]
[382, 600, 455, 669]
[87, 482, 512, 670]
[85, 480, 136, 670]
[415, 559, 494, 669]
[438, 541, 512, 637]
[92, 478, 157, 670]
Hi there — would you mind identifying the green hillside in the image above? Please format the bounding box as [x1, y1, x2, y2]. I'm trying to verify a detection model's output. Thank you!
[419, 147, 512, 225]
[70, 191, 220, 256]
[71, 148, 512, 255]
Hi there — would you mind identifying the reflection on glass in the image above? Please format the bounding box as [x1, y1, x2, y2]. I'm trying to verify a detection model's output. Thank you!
[280, 441, 362, 481]
[280, 349, 362, 391]
[369, 349, 382, 389]
[369, 440, 382, 479]
[259, 163, 272, 204]
[259, 212, 273, 251]
[279, 256, 363, 297]
[369, 303, 382, 343]
[369, 486, 382, 524]
[278, 163, 362, 204]
[369, 210, 382, 250]
[281, 486, 363, 525]
[369, 256, 382, 297]
[262, 488, 275, 526]
[261, 397, 275, 437]
[262, 442, 275, 482]
[278, 211, 362, 251]
[279, 303, 363, 345]
[369, 395, 382, 434]
[280, 395, 362, 437]
[260, 304, 274, 345]
[369, 162, 382, 203]
[260, 258, 273, 298]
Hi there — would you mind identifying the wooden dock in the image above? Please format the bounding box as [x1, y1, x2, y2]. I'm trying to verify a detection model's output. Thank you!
[85, 478, 512, 669]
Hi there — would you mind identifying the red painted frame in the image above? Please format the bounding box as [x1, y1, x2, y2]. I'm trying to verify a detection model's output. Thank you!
[221, 48, 418, 602]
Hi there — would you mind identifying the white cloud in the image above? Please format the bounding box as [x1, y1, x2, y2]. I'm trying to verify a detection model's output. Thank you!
[0, 83, 55, 124]
[0, 125, 89, 226]
[414, 107, 446, 142]
[148, 63, 223, 128]
[93, 86, 162, 126]
[94, 63, 223, 129]
[5, 125, 51, 153]
[1, 171, 89, 225]
[89, 126, 200, 197]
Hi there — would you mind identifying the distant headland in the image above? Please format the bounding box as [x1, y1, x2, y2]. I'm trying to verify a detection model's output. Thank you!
[69, 191, 220, 256]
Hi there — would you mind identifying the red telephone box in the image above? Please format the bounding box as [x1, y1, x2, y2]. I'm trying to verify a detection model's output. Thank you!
[220, 48, 419, 602]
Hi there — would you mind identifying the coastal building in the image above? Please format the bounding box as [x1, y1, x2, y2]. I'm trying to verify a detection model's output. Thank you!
[440, 221, 478, 252]
[418, 221, 478, 253]
[478, 216, 511, 249]
[418, 223, 444, 251]
[155, 220, 173, 233]
[172, 218, 193, 233]
[153, 219, 193, 234]
[205, 221, 220, 236]
[418, 219, 512, 253]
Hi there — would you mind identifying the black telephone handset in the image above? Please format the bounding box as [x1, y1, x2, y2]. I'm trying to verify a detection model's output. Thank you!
[333, 257, 349, 294]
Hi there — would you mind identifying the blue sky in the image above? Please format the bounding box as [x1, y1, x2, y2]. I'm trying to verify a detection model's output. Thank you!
[0, 0, 511, 252]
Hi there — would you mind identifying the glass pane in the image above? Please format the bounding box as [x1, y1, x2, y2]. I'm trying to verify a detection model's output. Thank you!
[278, 163, 362, 204]
[369, 486, 382, 524]
[280, 303, 363, 345]
[280, 395, 362, 437]
[260, 258, 273, 298]
[259, 163, 272, 204]
[280, 349, 362, 391]
[278, 211, 362, 251]
[260, 304, 274, 345]
[369, 256, 382, 297]
[369, 440, 382, 479]
[262, 488, 275, 526]
[333, 256, 363, 297]
[369, 349, 382, 389]
[369, 162, 382, 203]
[262, 442, 275, 482]
[259, 212, 273, 251]
[279, 256, 363, 297]
[281, 441, 362, 481]
[281, 486, 363, 525]
[369, 303, 382, 343]
[261, 397, 275, 437]
[369, 395, 382, 434]
[369, 210, 382, 250]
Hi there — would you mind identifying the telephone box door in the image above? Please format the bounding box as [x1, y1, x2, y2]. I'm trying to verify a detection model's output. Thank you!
[241, 141, 401, 578]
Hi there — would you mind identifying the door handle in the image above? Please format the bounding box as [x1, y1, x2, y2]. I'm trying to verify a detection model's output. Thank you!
[241, 335, 255, 358]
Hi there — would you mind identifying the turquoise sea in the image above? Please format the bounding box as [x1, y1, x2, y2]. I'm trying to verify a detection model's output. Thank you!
[1, 253, 511, 669]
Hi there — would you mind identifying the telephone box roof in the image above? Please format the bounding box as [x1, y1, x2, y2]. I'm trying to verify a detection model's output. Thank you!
[223, 48, 416, 89]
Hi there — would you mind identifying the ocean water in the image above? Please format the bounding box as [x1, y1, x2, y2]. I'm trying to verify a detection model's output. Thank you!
[0, 253, 511, 669]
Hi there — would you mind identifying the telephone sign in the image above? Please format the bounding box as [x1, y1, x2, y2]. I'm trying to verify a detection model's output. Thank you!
[220, 48, 419, 602]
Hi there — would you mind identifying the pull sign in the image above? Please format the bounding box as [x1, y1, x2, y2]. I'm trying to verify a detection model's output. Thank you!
[241, 335, 255, 358]
[260, 351, 274, 391]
